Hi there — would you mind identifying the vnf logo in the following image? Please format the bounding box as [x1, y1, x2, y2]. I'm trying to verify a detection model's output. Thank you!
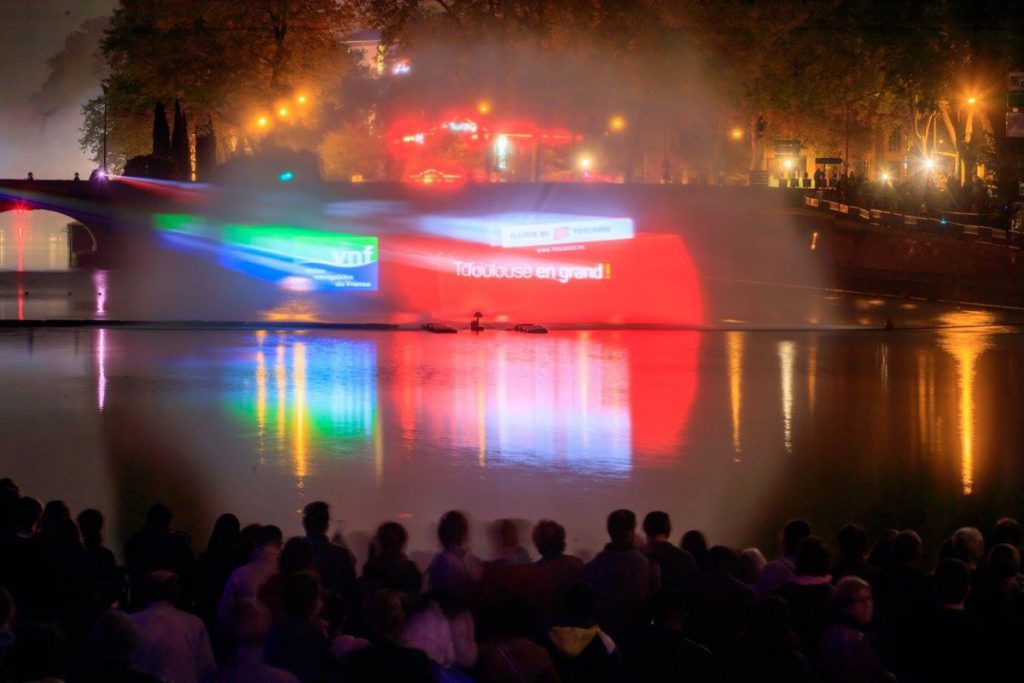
[331, 244, 376, 267]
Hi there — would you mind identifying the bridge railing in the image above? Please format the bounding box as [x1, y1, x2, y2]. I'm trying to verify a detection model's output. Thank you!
[803, 196, 1023, 247]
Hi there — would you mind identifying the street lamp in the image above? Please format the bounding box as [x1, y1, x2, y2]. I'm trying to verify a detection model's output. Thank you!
[845, 91, 880, 176]
[729, 127, 744, 141]
[477, 101, 492, 115]
[609, 115, 626, 132]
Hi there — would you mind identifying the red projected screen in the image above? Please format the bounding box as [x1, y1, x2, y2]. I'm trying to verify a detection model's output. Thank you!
[378, 225, 703, 327]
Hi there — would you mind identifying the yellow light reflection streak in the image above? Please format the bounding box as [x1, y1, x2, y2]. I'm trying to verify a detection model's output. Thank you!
[807, 336, 817, 416]
[293, 343, 308, 480]
[726, 331, 744, 461]
[938, 312, 995, 495]
[778, 341, 796, 453]
[256, 350, 267, 445]
[275, 342, 286, 453]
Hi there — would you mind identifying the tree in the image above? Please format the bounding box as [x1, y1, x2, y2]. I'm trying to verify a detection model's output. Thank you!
[152, 101, 171, 158]
[171, 100, 190, 180]
[93, 0, 356, 170]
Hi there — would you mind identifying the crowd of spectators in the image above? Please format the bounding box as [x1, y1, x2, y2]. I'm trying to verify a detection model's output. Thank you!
[1, 475, 1023, 682]
[816, 171, 1022, 230]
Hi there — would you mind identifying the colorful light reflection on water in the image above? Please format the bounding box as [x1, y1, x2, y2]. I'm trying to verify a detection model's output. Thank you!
[0, 322, 1019, 561]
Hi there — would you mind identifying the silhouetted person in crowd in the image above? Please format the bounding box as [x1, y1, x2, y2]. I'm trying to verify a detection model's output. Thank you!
[544, 581, 622, 683]
[362, 522, 422, 596]
[492, 518, 532, 565]
[4, 623, 67, 683]
[264, 571, 338, 683]
[990, 517, 1023, 550]
[195, 513, 240, 617]
[950, 526, 985, 570]
[970, 544, 1024, 680]
[0, 496, 44, 621]
[720, 596, 811, 682]
[686, 545, 754, 654]
[217, 524, 282, 631]
[737, 548, 766, 588]
[259, 536, 316, 619]
[820, 577, 894, 682]
[834, 523, 878, 585]
[26, 172, 33, 181]
[643, 511, 698, 596]
[631, 588, 712, 683]
[680, 530, 708, 574]
[874, 529, 932, 677]
[124, 504, 194, 603]
[477, 595, 560, 683]
[301, 502, 356, 598]
[39, 499, 70, 541]
[86, 610, 164, 683]
[773, 536, 833, 662]
[756, 519, 811, 595]
[0, 587, 14, 661]
[0, 478, 19, 535]
[130, 571, 215, 683]
[45, 517, 101, 666]
[913, 558, 980, 681]
[211, 599, 299, 683]
[342, 590, 435, 682]
[77, 508, 123, 608]
[583, 509, 660, 651]
[530, 519, 584, 629]
[866, 529, 897, 573]
[400, 589, 477, 672]
[425, 510, 483, 604]
[73, 172, 80, 181]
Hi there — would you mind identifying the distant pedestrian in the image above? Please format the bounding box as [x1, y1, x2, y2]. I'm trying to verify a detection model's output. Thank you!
[74, 172, 80, 181]
[26, 172, 34, 181]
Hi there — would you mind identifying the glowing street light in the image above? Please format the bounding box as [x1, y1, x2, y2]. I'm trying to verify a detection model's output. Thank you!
[782, 157, 794, 170]
[477, 101, 492, 115]
[729, 127, 744, 141]
[579, 155, 593, 171]
[296, 94, 308, 105]
[257, 116, 270, 128]
[966, 96, 977, 105]
[609, 115, 626, 132]
[278, 107, 289, 118]
[881, 172, 891, 182]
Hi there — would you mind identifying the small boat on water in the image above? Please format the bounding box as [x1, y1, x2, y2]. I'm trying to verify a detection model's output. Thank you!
[510, 323, 548, 334]
[422, 323, 458, 334]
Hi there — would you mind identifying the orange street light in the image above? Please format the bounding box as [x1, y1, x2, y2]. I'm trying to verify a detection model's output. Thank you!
[730, 127, 744, 140]
[278, 107, 289, 118]
[477, 101, 492, 115]
[257, 116, 269, 128]
[966, 96, 978, 105]
[296, 94, 308, 105]
[609, 115, 626, 132]
[579, 155, 593, 170]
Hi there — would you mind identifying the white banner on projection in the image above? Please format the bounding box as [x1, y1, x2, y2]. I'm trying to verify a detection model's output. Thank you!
[494, 214, 634, 248]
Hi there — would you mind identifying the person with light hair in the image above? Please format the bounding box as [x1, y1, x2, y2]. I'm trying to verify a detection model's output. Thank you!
[951, 527, 985, 570]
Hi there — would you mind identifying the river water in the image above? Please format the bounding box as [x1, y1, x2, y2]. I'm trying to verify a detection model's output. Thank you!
[2, 209, 1023, 565]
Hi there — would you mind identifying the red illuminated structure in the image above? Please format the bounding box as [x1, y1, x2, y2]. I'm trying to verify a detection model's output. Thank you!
[388, 112, 580, 183]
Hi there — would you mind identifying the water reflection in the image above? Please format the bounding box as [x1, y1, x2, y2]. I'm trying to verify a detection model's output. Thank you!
[938, 312, 996, 495]
[233, 333, 696, 476]
[0, 211, 71, 272]
[778, 340, 796, 453]
[726, 331, 744, 461]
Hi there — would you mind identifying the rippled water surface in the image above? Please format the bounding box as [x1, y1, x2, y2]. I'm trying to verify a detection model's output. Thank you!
[2, 210, 1024, 563]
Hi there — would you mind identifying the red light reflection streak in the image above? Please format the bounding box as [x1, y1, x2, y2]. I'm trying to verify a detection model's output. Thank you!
[15, 211, 25, 320]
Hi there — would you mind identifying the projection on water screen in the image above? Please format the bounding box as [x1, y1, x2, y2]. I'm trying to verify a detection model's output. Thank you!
[152, 207, 704, 326]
